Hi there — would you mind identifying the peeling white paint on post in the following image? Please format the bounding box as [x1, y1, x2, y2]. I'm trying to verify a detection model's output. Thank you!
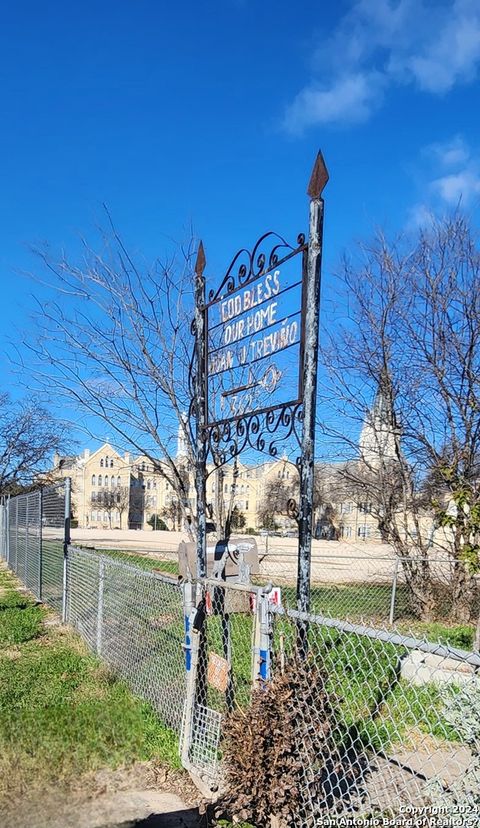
[194, 242, 207, 580]
[297, 153, 328, 634]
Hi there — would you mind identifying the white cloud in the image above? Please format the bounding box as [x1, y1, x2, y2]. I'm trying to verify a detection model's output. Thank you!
[432, 169, 480, 205]
[283, 0, 480, 132]
[409, 136, 480, 227]
[283, 72, 384, 134]
[427, 135, 470, 168]
[407, 1, 480, 93]
[407, 202, 435, 230]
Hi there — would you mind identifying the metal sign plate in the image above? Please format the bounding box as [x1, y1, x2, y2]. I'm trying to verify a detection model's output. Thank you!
[205, 251, 305, 427]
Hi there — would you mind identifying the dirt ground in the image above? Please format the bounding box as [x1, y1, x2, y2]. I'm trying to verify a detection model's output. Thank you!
[0, 762, 209, 828]
[70, 527, 406, 584]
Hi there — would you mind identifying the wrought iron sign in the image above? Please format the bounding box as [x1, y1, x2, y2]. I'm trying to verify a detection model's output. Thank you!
[190, 150, 329, 618]
[205, 231, 306, 430]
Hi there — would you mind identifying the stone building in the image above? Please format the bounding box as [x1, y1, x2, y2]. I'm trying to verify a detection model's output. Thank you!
[47, 388, 402, 539]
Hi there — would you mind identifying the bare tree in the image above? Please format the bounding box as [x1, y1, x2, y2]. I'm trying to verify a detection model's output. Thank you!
[23, 222, 200, 536]
[161, 499, 183, 531]
[257, 476, 296, 530]
[321, 214, 480, 621]
[0, 394, 69, 494]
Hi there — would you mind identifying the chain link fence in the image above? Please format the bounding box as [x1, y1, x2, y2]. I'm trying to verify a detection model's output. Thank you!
[0, 483, 67, 610]
[254, 542, 475, 628]
[67, 546, 186, 731]
[1, 484, 479, 824]
[0, 484, 187, 737]
[264, 605, 480, 825]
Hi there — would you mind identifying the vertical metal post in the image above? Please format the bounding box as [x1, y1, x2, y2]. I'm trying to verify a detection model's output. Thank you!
[181, 579, 196, 767]
[25, 493, 30, 589]
[193, 242, 208, 713]
[62, 478, 72, 623]
[96, 557, 105, 655]
[389, 557, 400, 625]
[38, 489, 43, 601]
[0, 498, 4, 561]
[14, 497, 19, 574]
[253, 590, 272, 688]
[6, 496, 10, 565]
[297, 152, 328, 644]
[194, 241, 207, 580]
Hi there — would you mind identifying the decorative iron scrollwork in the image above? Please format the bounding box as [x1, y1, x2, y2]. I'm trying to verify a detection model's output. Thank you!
[204, 401, 303, 463]
[206, 231, 306, 305]
[287, 498, 300, 522]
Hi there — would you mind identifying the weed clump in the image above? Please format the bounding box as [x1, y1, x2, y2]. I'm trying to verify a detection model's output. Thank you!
[217, 656, 367, 827]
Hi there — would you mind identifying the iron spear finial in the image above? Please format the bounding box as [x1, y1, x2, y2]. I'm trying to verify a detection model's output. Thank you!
[195, 240, 206, 277]
[307, 151, 329, 199]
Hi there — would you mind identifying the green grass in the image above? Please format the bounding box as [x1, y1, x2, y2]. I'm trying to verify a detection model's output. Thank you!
[0, 564, 180, 800]
[82, 547, 179, 576]
[0, 568, 44, 645]
[202, 605, 465, 755]
[397, 620, 474, 650]
[252, 578, 413, 622]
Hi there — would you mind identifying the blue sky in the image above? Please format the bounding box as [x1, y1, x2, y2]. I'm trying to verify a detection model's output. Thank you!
[1, 0, 479, 449]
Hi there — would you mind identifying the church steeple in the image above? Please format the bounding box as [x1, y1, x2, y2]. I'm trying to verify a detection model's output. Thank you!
[176, 412, 188, 459]
[359, 372, 398, 467]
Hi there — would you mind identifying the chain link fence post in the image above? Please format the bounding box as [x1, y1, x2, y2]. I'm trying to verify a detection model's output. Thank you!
[14, 496, 19, 573]
[180, 580, 201, 769]
[96, 556, 105, 655]
[38, 488, 43, 601]
[253, 588, 272, 688]
[62, 478, 72, 623]
[0, 498, 5, 560]
[5, 496, 10, 564]
[389, 557, 400, 625]
[25, 492, 30, 590]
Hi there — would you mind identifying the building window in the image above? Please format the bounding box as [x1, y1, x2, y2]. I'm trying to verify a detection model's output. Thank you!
[141, 462, 146, 471]
[358, 525, 371, 539]
[110, 459, 114, 468]
[98, 475, 103, 486]
[245, 501, 249, 510]
[91, 510, 97, 521]
[111, 475, 115, 486]
[100, 459, 104, 468]
[91, 474, 96, 486]
[117, 476, 121, 486]
[358, 502, 372, 514]
[147, 480, 151, 490]
[104, 476, 109, 487]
